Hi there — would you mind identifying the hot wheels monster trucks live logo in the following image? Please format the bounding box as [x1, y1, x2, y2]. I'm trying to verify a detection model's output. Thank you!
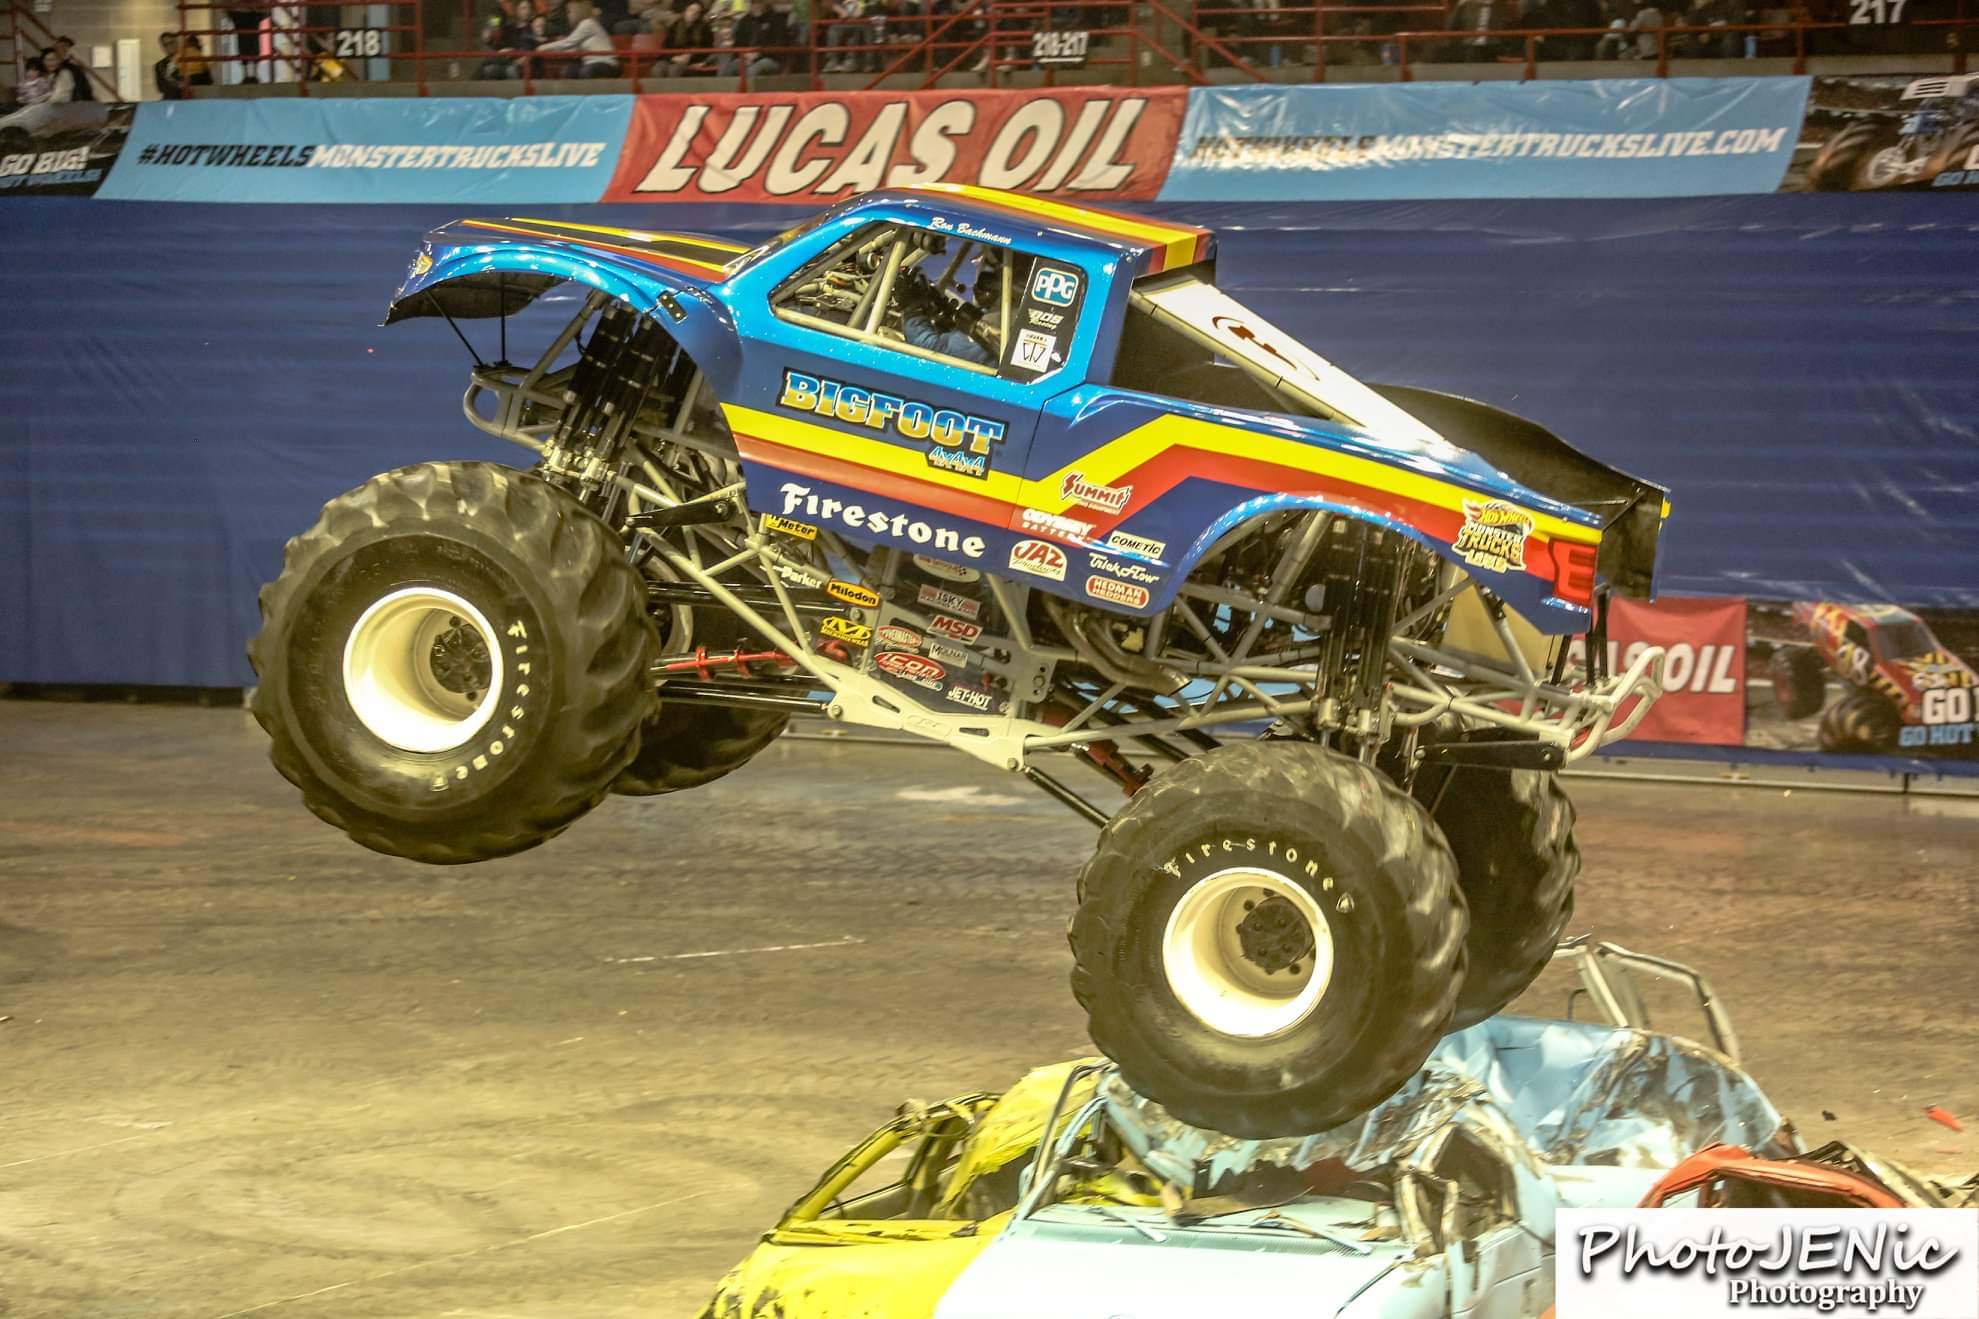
[1454, 500, 1535, 575]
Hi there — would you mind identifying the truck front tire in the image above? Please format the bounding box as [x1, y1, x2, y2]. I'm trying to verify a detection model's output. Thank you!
[250, 461, 657, 863]
[1069, 741, 1466, 1139]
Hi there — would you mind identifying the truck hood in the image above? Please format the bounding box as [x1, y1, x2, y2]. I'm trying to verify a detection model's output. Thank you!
[384, 216, 746, 324]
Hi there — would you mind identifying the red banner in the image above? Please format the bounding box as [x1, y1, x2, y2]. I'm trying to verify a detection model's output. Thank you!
[1591, 596, 1749, 746]
[604, 87, 1184, 204]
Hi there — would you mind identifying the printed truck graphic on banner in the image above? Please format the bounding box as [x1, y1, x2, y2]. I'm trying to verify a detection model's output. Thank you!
[605, 87, 1184, 203]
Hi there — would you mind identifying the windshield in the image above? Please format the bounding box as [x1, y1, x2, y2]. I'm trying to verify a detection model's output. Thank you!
[1875, 618, 1935, 658]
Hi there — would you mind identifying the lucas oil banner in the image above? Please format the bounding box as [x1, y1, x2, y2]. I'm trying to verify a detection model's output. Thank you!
[602, 87, 1184, 203]
[96, 96, 632, 203]
[1162, 77, 1812, 200]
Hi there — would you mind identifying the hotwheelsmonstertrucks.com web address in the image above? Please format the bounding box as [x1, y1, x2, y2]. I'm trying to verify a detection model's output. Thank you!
[1554, 1210, 1979, 1319]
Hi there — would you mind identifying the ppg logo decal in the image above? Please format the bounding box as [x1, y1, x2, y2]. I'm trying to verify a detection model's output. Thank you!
[1030, 267, 1080, 307]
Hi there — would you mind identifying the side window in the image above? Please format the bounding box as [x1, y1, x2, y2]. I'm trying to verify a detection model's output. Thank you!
[772, 221, 1082, 383]
[1420, 1130, 1518, 1249]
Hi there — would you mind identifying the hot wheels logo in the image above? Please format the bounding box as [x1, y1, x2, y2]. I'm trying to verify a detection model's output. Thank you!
[875, 651, 946, 682]
[1085, 575, 1151, 609]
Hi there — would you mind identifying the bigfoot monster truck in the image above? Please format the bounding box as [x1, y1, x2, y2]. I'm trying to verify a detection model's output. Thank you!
[1770, 601, 1978, 753]
[252, 185, 1669, 1138]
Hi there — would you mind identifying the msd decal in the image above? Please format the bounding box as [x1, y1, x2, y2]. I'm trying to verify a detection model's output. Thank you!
[605, 87, 1184, 203]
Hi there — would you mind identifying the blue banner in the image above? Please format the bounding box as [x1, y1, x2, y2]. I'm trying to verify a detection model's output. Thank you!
[1160, 78, 1811, 201]
[97, 96, 632, 204]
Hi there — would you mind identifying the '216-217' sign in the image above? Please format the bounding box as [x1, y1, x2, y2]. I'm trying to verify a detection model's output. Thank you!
[605, 87, 1183, 203]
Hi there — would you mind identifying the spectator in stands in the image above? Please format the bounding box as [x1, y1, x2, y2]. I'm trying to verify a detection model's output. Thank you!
[1445, 0, 1511, 59]
[1528, 0, 1603, 57]
[155, 31, 186, 97]
[477, 0, 540, 77]
[823, 0, 865, 69]
[535, 0, 623, 74]
[723, 0, 792, 75]
[1687, 0, 1748, 56]
[12, 48, 53, 110]
[51, 36, 97, 101]
[0, 49, 76, 132]
[1594, 0, 1663, 56]
[658, 0, 716, 70]
[626, 0, 676, 32]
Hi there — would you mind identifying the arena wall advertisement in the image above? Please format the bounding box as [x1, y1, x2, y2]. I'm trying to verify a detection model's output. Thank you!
[0, 103, 134, 197]
[94, 96, 632, 203]
[602, 87, 1184, 202]
[1161, 77, 1813, 200]
[1783, 72, 1979, 191]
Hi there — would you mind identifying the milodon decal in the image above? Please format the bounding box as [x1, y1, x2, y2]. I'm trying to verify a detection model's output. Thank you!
[779, 482, 990, 560]
[1454, 499, 1535, 575]
[827, 579, 883, 610]
[778, 369, 1007, 480]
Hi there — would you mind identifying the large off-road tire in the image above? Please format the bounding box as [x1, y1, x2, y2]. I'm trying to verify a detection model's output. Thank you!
[1818, 688, 1902, 754]
[1769, 645, 1828, 720]
[250, 461, 658, 863]
[612, 608, 788, 796]
[1069, 741, 1467, 1139]
[1807, 121, 1902, 192]
[1415, 767, 1578, 1031]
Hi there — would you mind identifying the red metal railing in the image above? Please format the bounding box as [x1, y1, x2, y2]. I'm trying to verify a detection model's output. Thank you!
[166, 0, 1971, 97]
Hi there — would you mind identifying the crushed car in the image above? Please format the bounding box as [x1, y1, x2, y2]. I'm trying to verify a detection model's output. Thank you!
[698, 943, 1885, 1319]
[251, 184, 1670, 1136]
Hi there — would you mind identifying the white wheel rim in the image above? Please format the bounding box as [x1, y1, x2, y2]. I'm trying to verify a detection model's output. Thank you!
[1161, 866, 1335, 1039]
[1865, 147, 1904, 186]
[341, 587, 503, 754]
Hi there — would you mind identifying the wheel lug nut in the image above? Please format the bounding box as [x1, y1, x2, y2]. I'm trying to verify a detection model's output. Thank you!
[1242, 900, 1255, 911]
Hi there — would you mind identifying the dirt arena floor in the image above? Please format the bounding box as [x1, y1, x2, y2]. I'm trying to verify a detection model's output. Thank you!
[2, 700, 1975, 1319]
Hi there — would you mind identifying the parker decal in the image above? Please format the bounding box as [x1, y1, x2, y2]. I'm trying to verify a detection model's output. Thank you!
[606, 87, 1186, 203]
[779, 369, 1005, 480]
[1086, 575, 1151, 609]
[1060, 471, 1133, 515]
[1453, 499, 1534, 575]
[780, 482, 988, 560]
[1009, 539, 1069, 581]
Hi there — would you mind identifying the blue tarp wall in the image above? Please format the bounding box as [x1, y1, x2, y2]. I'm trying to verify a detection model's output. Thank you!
[3, 194, 1976, 686]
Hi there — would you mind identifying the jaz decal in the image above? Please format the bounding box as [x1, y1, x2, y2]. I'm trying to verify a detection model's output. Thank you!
[763, 514, 818, 540]
[1009, 539, 1069, 581]
[1086, 575, 1150, 609]
[917, 583, 982, 620]
[926, 613, 984, 643]
[1453, 499, 1535, 575]
[780, 369, 1006, 480]
[912, 554, 979, 584]
[821, 615, 873, 647]
[1060, 471, 1133, 515]
[1020, 508, 1097, 542]
[875, 650, 946, 686]
[605, 87, 1185, 203]
[1105, 531, 1167, 560]
[876, 623, 923, 650]
[779, 482, 989, 560]
[827, 579, 883, 610]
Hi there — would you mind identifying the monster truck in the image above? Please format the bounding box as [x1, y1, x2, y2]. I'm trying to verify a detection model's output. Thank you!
[1770, 601, 1979, 753]
[252, 184, 1669, 1137]
[1808, 73, 1979, 191]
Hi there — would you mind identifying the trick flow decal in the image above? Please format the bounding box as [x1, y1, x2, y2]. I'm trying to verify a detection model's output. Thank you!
[779, 369, 1006, 480]
[779, 483, 989, 560]
[1453, 499, 1534, 574]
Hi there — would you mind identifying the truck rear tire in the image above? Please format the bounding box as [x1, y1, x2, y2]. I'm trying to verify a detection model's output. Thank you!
[1069, 741, 1466, 1139]
[1769, 645, 1827, 720]
[1416, 767, 1578, 1030]
[250, 462, 657, 863]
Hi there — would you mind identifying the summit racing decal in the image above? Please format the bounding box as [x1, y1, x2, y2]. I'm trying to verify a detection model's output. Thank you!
[605, 87, 1185, 203]
[780, 370, 1005, 480]
[1060, 471, 1133, 515]
[780, 483, 988, 560]
[1453, 499, 1535, 575]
